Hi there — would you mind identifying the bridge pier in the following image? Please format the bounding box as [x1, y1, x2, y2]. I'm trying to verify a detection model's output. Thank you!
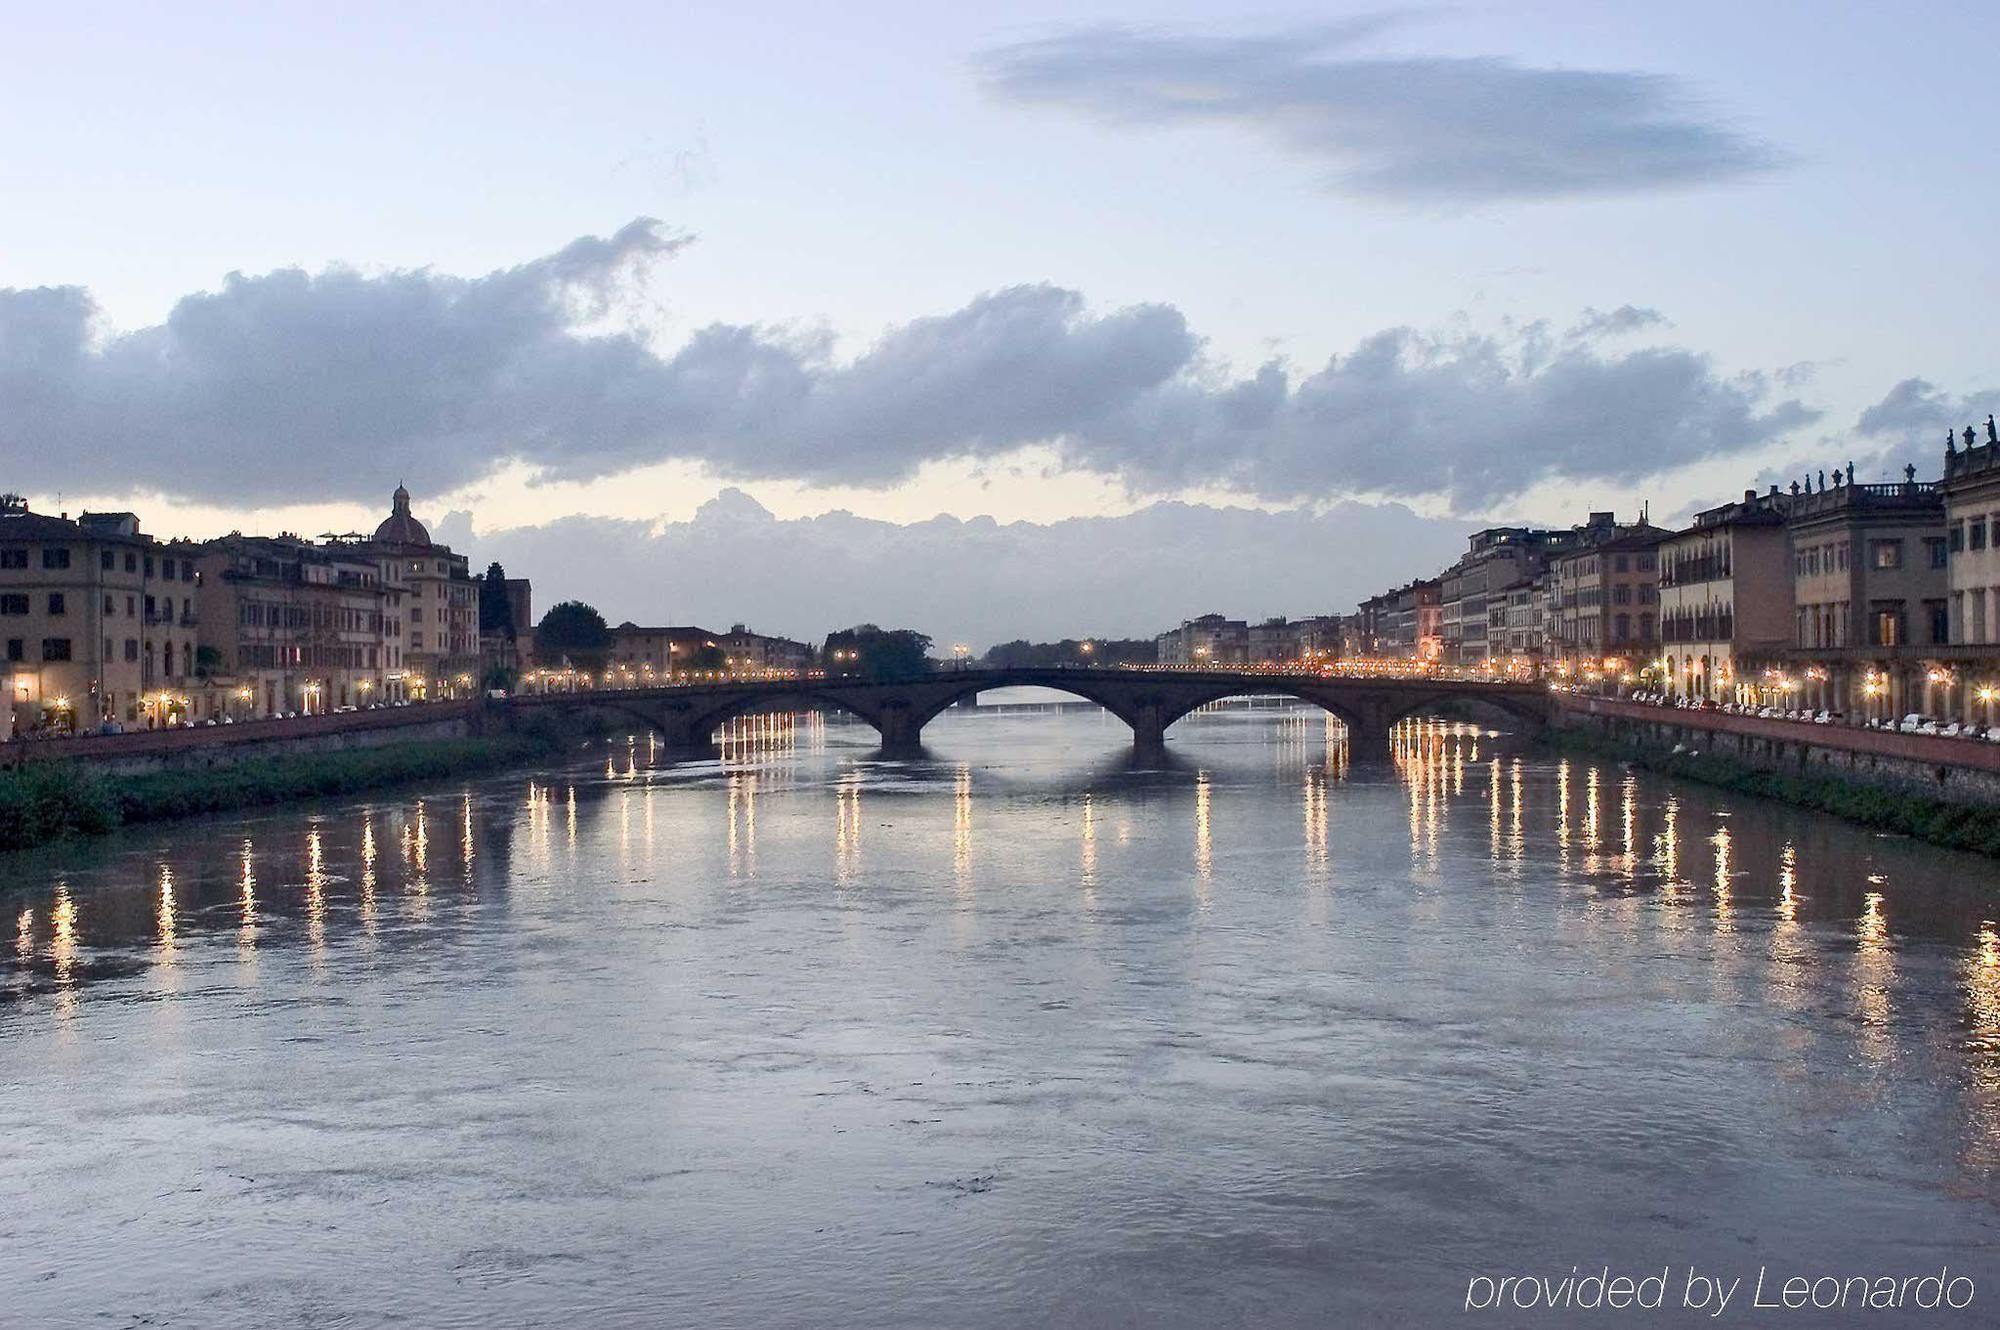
[1129, 709, 1170, 757]
[874, 707, 927, 758]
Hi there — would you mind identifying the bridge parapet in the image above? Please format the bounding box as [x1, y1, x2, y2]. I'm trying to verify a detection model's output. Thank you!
[508, 668, 1552, 759]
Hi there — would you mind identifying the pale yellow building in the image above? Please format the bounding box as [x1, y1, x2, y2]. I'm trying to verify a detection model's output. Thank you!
[0, 497, 199, 733]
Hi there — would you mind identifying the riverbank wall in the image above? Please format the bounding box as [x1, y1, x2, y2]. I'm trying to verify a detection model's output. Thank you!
[1552, 696, 2000, 856]
[2, 701, 488, 778]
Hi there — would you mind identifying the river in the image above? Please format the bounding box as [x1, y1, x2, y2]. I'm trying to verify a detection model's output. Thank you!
[3, 700, 1997, 1327]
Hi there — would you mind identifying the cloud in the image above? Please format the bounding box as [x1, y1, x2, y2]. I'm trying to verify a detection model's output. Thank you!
[1566, 306, 1669, 341]
[976, 23, 1785, 204]
[465, 489, 1472, 648]
[1857, 377, 2000, 447]
[1, 220, 1815, 512]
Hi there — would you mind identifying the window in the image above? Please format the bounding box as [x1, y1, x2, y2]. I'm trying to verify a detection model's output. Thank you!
[1952, 524, 1966, 553]
[1928, 599, 1950, 645]
[103, 595, 115, 614]
[124, 638, 138, 662]
[1927, 537, 1949, 569]
[1871, 540, 1903, 570]
[161, 559, 176, 581]
[0, 594, 26, 615]
[1974, 519, 1989, 552]
[41, 638, 72, 662]
[4, 639, 20, 662]
[47, 593, 64, 616]
[101, 549, 115, 571]
[42, 547, 70, 570]
[0, 547, 24, 569]
[124, 552, 136, 573]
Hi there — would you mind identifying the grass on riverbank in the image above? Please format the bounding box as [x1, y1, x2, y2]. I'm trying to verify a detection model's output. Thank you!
[0, 730, 566, 854]
[1546, 726, 2000, 859]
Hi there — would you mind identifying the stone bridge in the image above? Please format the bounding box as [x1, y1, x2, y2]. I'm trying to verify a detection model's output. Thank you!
[509, 668, 1554, 759]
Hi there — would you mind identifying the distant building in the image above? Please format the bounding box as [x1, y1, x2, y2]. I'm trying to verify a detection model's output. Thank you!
[1439, 527, 1573, 668]
[717, 625, 812, 673]
[610, 624, 720, 680]
[1155, 614, 1248, 666]
[355, 486, 478, 699]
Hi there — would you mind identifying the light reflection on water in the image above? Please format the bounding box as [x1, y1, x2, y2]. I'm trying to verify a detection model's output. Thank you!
[3, 703, 2000, 1327]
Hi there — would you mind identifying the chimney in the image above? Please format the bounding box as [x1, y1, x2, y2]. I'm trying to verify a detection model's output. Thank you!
[1743, 490, 1755, 503]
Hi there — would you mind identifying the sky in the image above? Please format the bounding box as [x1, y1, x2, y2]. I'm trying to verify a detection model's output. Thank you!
[4, 2, 1998, 647]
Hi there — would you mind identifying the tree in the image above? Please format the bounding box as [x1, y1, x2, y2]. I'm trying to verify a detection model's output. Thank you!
[823, 624, 933, 680]
[536, 600, 613, 672]
[479, 562, 515, 637]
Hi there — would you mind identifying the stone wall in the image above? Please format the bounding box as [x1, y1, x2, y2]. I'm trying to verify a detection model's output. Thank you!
[1556, 695, 2000, 807]
[3, 701, 485, 777]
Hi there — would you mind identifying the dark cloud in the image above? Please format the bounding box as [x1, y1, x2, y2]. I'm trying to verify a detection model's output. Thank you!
[458, 490, 1472, 648]
[976, 24, 1784, 204]
[2, 220, 1814, 511]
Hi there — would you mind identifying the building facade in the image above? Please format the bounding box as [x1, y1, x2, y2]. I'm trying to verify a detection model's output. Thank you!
[0, 498, 199, 732]
[1658, 489, 1795, 703]
[1547, 526, 1668, 678]
[196, 533, 403, 715]
[1155, 614, 1249, 666]
[359, 486, 477, 699]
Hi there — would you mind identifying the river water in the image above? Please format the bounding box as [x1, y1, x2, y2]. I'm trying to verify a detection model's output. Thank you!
[3, 700, 1997, 1327]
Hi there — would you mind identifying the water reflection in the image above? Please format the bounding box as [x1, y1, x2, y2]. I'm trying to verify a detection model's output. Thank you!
[3, 704, 2000, 1328]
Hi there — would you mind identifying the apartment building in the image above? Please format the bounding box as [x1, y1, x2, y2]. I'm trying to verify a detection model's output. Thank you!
[0, 498, 199, 732]
[1440, 527, 1569, 668]
[1547, 526, 1669, 675]
[196, 533, 404, 715]
[1658, 489, 1795, 703]
[1155, 614, 1249, 666]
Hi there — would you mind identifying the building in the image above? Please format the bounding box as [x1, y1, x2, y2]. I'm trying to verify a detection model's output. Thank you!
[1383, 580, 1442, 662]
[1155, 614, 1248, 666]
[357, 486, 478, 699]
[1355, 591, 1398, 657]
[1945, 419, 2000, 649]
[1490, 573, 1550, 671]
[0, 498, 199, 733]
[610, 624, 723, 681]
[1546, 522, 1670, 679]
[196, 533, 402, 715]
[1658, 488, 1795, 704]
[1742, 465, 1948, 719]
[717, 625, 813, 674]
[1439, 528, 1570, 668]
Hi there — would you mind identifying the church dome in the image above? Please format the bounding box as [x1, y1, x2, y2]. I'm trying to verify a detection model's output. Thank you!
[373, 484, 432, 546]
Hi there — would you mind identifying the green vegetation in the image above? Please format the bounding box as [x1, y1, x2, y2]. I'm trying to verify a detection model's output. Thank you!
[0, 729, 566, 854]
[1546, 726, 2000, 859]
[535, 599, 613, 672]
[823, 624, 934, 680]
